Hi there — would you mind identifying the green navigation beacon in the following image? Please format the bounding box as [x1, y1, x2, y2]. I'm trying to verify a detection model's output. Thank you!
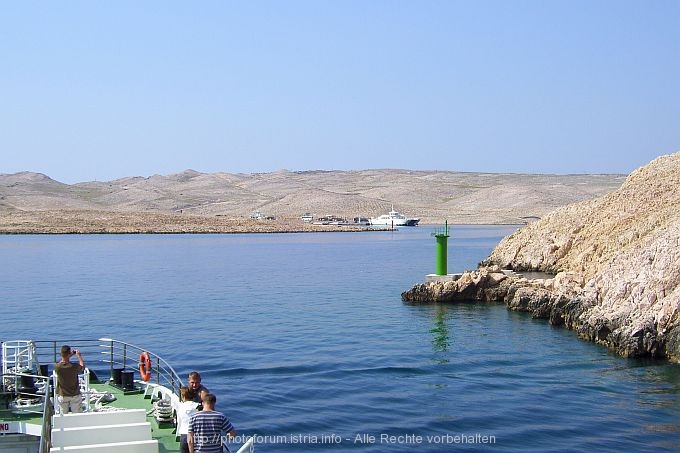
[432, 220, 449, 276]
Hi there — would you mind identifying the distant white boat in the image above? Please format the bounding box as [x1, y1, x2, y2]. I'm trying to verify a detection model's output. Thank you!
[369, 207, 419, 227]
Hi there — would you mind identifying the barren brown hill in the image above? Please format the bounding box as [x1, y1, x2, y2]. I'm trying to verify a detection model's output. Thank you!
[0, 169, 624, 233]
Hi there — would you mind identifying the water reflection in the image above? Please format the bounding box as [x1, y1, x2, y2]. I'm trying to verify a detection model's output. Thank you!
[430, 305, 450, 363]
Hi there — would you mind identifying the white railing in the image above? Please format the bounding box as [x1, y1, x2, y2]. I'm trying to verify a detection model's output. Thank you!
[97, 338, 184, 395]
[2, 339, 191, 452]
[2, 340, 39, 391]
[38, 387, 53, 453]
[32, 339, 184, 397]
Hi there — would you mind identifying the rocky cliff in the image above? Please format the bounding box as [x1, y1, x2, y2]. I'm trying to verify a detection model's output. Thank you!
[403, 152, 680, 361]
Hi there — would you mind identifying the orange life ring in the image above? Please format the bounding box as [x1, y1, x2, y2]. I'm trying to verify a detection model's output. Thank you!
[139, 351, 152, 382]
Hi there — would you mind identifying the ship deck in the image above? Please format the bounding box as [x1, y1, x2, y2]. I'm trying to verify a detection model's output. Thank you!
[0, 381, 181, 452]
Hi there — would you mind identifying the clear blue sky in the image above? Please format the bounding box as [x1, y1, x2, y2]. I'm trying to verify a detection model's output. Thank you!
[2, 1, 678, 183]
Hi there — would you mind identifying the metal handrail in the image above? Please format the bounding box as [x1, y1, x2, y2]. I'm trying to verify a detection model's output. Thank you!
[2, 338, 188, 452]
[39, 388, 53, 453]
[33, 339, 184, 396]
[432, 220, 449, 237]
[0, 368, 51, 451]
[0, 371, 49, 413]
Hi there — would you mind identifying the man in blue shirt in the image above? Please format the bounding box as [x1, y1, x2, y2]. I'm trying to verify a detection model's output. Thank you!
[188, 393, 237, 453]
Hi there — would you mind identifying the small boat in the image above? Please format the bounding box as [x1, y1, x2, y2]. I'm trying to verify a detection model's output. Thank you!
[369, 207, 420, 227]
[0, 339, 255, 453]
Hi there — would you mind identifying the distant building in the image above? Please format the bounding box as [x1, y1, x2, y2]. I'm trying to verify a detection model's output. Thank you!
[251, 211, 275, 220]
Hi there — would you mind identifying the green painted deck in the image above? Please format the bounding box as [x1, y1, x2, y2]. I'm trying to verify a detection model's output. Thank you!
[0, 381, 181, 452]
[91, 382, 180, 453]
[0, 390, 44, 428]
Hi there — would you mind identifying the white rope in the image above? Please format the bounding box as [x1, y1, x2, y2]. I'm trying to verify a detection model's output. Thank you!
[85, 390, 121, 412]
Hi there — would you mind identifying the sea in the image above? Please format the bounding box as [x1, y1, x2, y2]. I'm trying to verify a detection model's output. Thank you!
[2, 226, 680, 452]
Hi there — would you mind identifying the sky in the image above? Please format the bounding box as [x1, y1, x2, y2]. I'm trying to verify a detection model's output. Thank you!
[1, 1, 679, 183]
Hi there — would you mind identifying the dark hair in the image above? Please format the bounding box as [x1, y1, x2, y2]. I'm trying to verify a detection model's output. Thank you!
[60, 345, 71, 355]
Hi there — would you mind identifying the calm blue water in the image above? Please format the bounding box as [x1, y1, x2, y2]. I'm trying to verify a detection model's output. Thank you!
[2, 226, 680, 452]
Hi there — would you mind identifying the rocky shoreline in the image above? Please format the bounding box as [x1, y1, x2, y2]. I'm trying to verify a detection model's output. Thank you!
[402, 267, 673, 359]
[0, 209, 376, 234]
[403, 153, 680, 362]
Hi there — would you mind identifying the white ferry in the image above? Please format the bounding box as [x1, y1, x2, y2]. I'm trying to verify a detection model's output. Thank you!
[0, 339, 255, 453]
[369, 207, 420, 227]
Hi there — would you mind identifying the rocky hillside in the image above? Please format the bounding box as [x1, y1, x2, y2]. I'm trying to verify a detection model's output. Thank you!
[0, 169, 624, 226]
[403, 152, 680, 361]
[485, 153, 680, 280]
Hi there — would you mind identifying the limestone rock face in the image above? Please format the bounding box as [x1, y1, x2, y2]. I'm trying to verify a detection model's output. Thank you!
[404, 152, 680, 361]
[485, 153, 680, 279]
